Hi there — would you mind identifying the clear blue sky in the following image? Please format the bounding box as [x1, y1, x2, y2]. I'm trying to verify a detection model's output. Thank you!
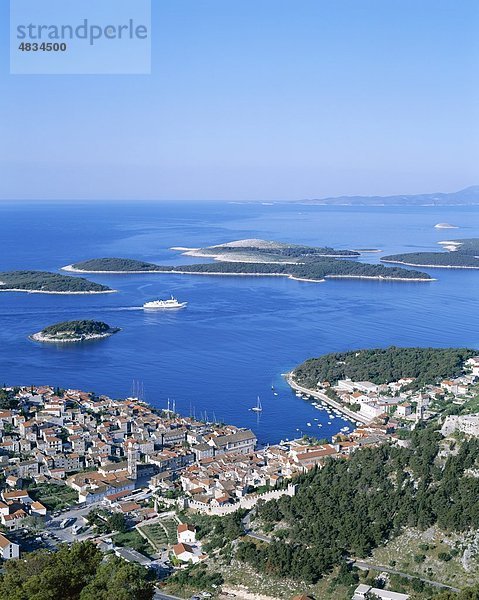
[1, 0, 478, 201]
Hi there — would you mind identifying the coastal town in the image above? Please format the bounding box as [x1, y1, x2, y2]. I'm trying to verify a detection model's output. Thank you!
[0, 351, 477, 599]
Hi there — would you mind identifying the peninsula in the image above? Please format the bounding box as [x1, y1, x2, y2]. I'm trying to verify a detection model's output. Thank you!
[293, 346, 476, 389]
[65, 239, 433, 282]
[31, 320, 120, 343]
[0, 271, 114, 294]
[382, 237, 479, 269]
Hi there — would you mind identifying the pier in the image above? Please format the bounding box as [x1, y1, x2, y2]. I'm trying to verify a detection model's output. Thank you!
[286, 373, 372, 425]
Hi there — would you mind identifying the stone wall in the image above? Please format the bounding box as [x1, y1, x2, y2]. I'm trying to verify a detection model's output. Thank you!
[183, 483, 297, 516]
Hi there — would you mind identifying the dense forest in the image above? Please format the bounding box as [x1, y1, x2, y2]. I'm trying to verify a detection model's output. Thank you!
[71, 258, 161, 271]
[0, 271, 111, 293]
[71, 257, 431, 281]
[236, 425, 479, 584]
[0, 541, 154, 600]
[290, 260, 430, 280]
[166, 260, 431, 280]
[39, 320, 118, 338]
[293, 347, 475, 388]
[382, 238, 479, 268]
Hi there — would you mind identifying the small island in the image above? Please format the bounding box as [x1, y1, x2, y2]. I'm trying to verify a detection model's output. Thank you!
[434, 222, 459, 229]
[382, 237, 479, 269]
[65, 239, 433, 282]
[170, 238, 361, 262]
[64, 258, 162, 273]
[0, 271, 114, 294]
[31, 320, 120, 343]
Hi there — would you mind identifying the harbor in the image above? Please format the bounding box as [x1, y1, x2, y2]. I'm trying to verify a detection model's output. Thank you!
[286, 372, 372, 425]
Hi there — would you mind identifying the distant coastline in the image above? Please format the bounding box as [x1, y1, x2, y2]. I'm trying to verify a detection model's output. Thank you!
[295, 185, 479, 206]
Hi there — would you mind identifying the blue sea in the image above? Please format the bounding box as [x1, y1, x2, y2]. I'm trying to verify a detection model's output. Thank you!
[0, 201, 478, 444]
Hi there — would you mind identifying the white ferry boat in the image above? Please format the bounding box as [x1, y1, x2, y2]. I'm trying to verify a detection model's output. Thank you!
[143, 296, 187, 310]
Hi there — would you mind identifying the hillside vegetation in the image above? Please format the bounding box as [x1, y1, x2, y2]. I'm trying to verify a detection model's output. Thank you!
[0, 541, 153, 600]
[237, 426, 479, 585]
[293, 347, 475, 389]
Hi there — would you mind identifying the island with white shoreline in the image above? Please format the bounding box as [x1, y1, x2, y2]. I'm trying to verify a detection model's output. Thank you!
[31, 320, 120, 343]
[0, 271, 115, 294]
[64, 239, 433, 282]
[381, 237, 479, 269]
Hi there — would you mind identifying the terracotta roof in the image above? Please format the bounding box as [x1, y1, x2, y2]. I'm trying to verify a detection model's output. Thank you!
[119, 502, 141, 513]
[0, 534, 13, 549]
[177, 523, 195, 533]
[173, 542, 194, 555]
[2, 490, 29, 500]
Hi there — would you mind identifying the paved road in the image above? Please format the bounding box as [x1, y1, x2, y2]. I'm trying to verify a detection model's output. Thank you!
[241, 510, 272, 544]
[353, 561, 461, 592]
[153, 589, 185, 600]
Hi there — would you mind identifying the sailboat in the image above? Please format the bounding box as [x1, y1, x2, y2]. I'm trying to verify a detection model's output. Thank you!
[251, 396, 263, 412]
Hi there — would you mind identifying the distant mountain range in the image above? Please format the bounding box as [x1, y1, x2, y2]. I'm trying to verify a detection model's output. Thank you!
[298, 185, 479, 206]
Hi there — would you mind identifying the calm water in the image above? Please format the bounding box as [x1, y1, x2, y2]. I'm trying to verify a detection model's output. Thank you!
[0, 201, 478, 444]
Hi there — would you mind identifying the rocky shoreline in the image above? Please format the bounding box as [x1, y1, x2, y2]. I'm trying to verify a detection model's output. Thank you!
[30, 329, 119, 343]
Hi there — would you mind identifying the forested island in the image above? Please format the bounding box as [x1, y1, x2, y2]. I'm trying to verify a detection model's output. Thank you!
[382, 238, 479, 269]
[31, 320, 120, 343]
[156, 260, 432, 281]
[66, 240, 433, 282]
[293, 347, 475, 389]
[65, 258, 162, 272]
[0, 271, 113, 294]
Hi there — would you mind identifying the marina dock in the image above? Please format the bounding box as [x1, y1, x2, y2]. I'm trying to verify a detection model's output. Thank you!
[286, 373, 372, 425]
